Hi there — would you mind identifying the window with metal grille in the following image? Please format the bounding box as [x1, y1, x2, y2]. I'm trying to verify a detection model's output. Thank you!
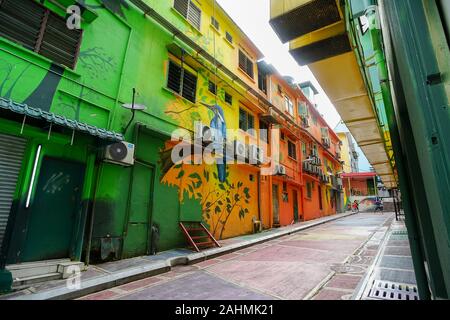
[211, 16, 219, 30]
[224, 92, 232, 105]
[0, 0, 82, 69]
[225, 31, 233, 43]
[288, 140, 297, 160]
[208, 80, 217, 94]
[167, 60, 197, 103]
[174, 0, 201, 30]
[238, 49, 254, 79]
[239, 108, 254, 133]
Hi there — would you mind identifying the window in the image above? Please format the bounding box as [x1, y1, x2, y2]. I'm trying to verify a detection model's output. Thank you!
[288, 140, 297, 160]
[259, 121, 269, 143]
[225, 31, 233, 44]
[298, 101, 308, 118]
[239, 108, 254, 132]
[208, 80, 217, 94]
[277, 84, 283, 95]
[312, 114, 318, 125]
[224, 92, 232, 105]
[285, 96, 294, 116]
[211, 16, 219, 30]
[306, 182, 312, 199]
[302, 142, 307, 157]
[0, 0, 83, 69]
[174, 0, 201, 30]
[238, 49, 254, 79]
[167, 60, 198, 103]
[258, 68, 268, 94]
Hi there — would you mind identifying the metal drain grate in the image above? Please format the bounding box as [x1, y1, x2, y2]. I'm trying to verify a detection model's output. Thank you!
[368, 280, 419, 300]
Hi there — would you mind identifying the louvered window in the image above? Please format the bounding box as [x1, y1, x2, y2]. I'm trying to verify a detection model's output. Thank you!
[0, 0, 82, 69]
[225, 32, 233, 44]
[239, 50, 254, 79]
[211, 16, 219, 30]
[174, 0, 202, 30]
[239, 108, 255, 133]
[167, 60, 197, 103]
[288, 140, 297, 160]
[224, 92, 232, 105]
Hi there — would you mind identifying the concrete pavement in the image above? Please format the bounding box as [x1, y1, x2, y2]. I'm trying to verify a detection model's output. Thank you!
[78, 212, 395, 300]
[1, 211, 357, 300]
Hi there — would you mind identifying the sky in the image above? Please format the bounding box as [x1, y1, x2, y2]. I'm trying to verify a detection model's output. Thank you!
[217, 0, 372, 172]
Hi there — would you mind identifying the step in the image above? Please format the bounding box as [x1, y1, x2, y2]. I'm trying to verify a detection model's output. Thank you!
[57, 261, 85, 279]
[7, 259, 71, 279]
[195, 241, 214, 247]
[186, 228, 206, 232]
[191, 235, 209, 240]
[12, 272, 62, 289]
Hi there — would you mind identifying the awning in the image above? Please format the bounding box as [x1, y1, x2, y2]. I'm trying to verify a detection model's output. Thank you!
[0, 97, 124, 141]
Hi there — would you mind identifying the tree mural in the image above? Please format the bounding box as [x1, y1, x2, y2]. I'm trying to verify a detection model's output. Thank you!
[79, 0, 130, 19]
[0, 59, 31, 99]
[160, 161, 251, 240]
[57, 47, 116, 120]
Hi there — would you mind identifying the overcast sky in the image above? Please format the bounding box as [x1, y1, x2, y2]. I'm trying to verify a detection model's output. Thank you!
[217, 0, 342, 128]
[217, 0, 372, 172]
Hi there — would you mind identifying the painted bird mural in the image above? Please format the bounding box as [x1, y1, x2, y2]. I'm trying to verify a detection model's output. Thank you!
[201, 102, 227, 183]
[158, 102, 228, 183]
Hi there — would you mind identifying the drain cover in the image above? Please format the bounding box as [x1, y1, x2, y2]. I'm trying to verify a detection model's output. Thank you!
[368, 280, 419, 300]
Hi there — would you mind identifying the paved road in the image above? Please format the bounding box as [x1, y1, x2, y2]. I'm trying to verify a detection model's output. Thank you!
[79, 212, 393, 300]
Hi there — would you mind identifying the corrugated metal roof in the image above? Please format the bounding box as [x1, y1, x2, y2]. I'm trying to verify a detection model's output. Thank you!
[0, 97, 123, 141]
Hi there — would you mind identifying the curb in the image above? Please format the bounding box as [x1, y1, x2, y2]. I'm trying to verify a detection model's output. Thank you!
[7, 212, 356, 300]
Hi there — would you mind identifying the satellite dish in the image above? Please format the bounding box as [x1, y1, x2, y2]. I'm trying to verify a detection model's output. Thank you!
[122, 103, 146, 111]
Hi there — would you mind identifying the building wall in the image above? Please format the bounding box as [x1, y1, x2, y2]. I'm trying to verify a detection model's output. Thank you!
[0, 0, 343, 265]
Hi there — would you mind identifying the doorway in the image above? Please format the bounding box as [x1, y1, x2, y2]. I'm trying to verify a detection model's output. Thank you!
[318, 185, 323, 211]
[122, 161, 154, 258]
[272, 184, 280, 226]
[293, 189, 299, 222]
[20, 157, 85, 262]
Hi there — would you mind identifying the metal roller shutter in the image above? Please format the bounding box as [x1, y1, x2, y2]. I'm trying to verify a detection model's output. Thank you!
[0, 134, 26, 249]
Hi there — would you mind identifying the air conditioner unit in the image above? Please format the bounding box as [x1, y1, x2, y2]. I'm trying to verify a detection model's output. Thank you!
[276, 164, 287, 176]
[195, 122, 215, 144]
[234, 140, 248, 162]
[249, 145, 264, 164]
[103, 141, 135, 166]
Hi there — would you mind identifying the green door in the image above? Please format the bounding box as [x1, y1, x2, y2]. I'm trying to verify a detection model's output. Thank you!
[293, 190, 299, 222]
[20, 157, 85, 262]
[122, 161, 154, 258]
[272, 184, 280, 226]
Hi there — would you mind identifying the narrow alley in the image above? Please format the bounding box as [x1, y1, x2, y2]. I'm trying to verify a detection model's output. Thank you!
[78, 212, 397, 300]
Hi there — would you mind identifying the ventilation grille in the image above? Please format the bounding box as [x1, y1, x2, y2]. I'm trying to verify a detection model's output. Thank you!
[290, 33, 351, 66]
[270, 0, 341, 43]
[368, 280, 419, 300]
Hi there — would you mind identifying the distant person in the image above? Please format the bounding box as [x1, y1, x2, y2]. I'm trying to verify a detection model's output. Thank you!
[375, 197, 384, 213]
[352, 200, 359, 213]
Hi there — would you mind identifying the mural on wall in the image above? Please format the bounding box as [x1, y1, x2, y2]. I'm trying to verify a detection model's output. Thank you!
[57, 47, 117, 120]
[159, 65, 256, 239]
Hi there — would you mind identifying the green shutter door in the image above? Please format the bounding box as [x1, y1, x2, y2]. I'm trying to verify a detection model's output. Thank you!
[0, 133, 26, 250]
